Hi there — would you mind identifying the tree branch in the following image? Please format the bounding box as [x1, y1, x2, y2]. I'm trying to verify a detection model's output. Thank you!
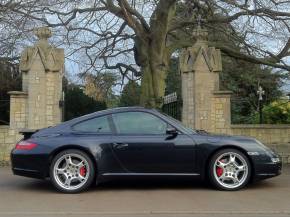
[214, 43, 290, 70]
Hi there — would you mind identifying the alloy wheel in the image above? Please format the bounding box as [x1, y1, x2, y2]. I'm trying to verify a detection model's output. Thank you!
[213, 152, 249, 189]
[53, 153, 90, 191]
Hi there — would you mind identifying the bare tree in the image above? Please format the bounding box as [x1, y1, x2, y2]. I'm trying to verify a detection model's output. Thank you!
[0, 1, 39, 62]
[1, 0, 290, 108]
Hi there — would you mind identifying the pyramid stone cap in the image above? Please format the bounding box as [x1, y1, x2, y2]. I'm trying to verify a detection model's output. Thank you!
[20, 26, 64, 73]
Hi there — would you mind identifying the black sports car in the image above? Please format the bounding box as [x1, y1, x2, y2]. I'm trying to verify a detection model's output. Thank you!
[11, 107, 282, 193]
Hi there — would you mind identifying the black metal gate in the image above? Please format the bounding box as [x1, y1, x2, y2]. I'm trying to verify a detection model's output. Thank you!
[161, 92, 182, 121]
[0, 99, 10, 125]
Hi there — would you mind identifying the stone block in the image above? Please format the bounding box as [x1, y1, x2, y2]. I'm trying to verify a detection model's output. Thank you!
[4, 136, 16, 144]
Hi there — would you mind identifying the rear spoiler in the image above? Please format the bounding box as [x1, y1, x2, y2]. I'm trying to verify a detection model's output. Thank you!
[19, 129, 39, 140]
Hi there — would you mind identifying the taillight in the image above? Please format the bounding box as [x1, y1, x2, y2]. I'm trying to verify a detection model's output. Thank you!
[15, 141, 38, 150]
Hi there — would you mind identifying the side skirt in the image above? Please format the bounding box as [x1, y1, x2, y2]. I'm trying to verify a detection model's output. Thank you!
[101, 173, 200, 176]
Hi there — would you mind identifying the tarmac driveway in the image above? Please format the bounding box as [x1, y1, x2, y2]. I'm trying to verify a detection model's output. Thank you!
[0, 166, 290, 217]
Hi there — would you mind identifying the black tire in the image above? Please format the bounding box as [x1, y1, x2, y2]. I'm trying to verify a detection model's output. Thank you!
[50, 149, 96, 193]
[208, 148, 251, 191]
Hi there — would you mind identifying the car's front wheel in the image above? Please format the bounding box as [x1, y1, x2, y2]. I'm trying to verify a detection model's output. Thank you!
[50, 149, 95, 193]
[209, 148, 251, 191]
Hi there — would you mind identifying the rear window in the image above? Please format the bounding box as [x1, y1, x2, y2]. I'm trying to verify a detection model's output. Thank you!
[72, 115, 111, 133]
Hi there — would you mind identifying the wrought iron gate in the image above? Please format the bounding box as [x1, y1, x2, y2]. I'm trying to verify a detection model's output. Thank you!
[161, 92, 182, 121]
[0, 99, 10, 125]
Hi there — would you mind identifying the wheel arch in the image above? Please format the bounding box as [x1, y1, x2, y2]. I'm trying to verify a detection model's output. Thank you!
[204, 145, 254, 181]
[48, 145, 98, 177]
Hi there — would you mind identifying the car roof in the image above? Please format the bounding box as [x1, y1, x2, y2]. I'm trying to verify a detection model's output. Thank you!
[63, 106, 158, 125]
[33, 107, 159, 136]
[99, 106, 148, 113]
[90, 106, 156, 116]
[33, 106, 192, 137]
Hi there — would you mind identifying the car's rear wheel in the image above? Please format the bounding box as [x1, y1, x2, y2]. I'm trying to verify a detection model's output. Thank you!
[208, 148, 251, 191]
[50, 149, 95, 193]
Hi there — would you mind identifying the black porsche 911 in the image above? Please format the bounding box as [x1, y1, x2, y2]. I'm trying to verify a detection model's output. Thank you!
[11, 107, 281, 193]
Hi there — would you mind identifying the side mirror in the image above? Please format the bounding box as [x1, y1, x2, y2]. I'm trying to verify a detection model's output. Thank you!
[166, 127, 178, 136]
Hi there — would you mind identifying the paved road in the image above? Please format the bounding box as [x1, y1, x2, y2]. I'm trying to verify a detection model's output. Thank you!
[0, 166, 290, 217]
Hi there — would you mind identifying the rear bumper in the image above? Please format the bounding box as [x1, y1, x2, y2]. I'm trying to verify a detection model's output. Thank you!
[12, 167, 45, 179]
[11, 149, 49, 179]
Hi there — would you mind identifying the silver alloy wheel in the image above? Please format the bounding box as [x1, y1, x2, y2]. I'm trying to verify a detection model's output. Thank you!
[53, 153, 90, 191]
[213, 152, 248, 189]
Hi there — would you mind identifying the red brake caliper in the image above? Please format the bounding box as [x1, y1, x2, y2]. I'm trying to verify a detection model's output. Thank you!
[216, 167, 223, 177]
[216, 159, 225, 177]
[79, 166, 86, 177]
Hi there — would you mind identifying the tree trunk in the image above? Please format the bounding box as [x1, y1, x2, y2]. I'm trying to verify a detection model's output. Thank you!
[139, 53, 169, 109]
[137, 0, 176, 108]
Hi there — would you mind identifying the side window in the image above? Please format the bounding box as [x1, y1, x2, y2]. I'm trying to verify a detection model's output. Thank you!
[72, 115, 111, 133]
[112, 112, 167, 135]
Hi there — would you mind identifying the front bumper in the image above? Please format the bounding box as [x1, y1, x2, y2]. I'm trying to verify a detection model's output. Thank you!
[251, 150, 282, 181]
[254, 161, 282, 180]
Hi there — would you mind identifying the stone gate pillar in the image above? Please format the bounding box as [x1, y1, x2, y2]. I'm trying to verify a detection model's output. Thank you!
[180, 26, 228, 132]
[9, 27, 64, 130]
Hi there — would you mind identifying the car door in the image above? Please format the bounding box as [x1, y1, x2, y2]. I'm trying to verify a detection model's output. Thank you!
[110, 111, 196, 174]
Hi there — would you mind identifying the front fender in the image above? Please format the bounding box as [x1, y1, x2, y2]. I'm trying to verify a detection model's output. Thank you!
[192, 134, 267, 179]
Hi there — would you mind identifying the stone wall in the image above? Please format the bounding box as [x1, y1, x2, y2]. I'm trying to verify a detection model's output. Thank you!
[230, 125, 290, 163]
[0, 126, 22, 165]
[0, 125, 9, 162]
[0, 126, 9, 163]
[1, 86, 28, 165]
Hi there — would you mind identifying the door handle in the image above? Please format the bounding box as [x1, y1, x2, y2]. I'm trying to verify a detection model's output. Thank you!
[113, 143, 129, 149]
